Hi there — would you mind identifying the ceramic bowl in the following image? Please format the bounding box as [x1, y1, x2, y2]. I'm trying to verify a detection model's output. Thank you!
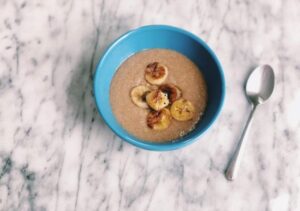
[94, 25, 225, 151]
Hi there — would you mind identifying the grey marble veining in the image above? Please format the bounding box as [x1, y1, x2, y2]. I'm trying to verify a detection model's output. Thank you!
[0, 0, 300, 210]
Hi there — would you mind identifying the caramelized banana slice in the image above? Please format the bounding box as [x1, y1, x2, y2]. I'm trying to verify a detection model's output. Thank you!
[159, 83, 182, 103]
[170, 99, 195, 121]
[146, 90, 169, 111]
[130, 85, 151, 108]
[147, 108, 171, 130]
[145, 62, 168, 85]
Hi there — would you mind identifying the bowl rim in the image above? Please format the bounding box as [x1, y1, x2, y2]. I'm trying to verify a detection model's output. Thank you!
[93, 24, 225, 151]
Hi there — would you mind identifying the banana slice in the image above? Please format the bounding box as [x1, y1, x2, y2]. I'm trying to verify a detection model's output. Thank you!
[145, 62, 168, 85]
[159, 84, 182, 103]
[170, 99, 195, 121]
[146, 90, 169, 111]
[130, 85, 151, 108]
[147, 108, 172, 130]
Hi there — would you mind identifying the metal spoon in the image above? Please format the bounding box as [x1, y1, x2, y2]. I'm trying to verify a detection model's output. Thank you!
[225, 65, 275, 181]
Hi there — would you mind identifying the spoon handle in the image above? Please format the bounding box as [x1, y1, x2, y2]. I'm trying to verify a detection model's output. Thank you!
[225, 105, 257, 181]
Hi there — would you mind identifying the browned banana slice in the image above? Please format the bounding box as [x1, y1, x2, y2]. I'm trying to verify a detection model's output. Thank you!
[146, 90, 169, 111]
[146, 108, 172, 130]
[170, 99, 195, 121]
[159, 83, 182, 103]
[145, 62, 168, 85]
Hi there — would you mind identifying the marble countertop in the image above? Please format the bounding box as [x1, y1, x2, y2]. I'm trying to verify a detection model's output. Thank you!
[1, 0, 299, 210]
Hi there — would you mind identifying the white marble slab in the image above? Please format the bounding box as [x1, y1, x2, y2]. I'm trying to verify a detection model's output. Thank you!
[0, 0, 299, 210]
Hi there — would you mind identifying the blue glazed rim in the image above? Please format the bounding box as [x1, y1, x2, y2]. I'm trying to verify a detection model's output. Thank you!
[93, 25, 225, 151]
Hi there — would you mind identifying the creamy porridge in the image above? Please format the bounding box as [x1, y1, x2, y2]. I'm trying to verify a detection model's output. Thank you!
[110, 49, 207, 142]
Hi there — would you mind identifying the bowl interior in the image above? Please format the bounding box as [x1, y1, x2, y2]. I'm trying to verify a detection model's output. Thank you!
[94, 25, 225, 150]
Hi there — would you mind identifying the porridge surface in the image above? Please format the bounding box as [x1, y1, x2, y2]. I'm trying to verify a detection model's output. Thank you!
[110, 49, 207, 142]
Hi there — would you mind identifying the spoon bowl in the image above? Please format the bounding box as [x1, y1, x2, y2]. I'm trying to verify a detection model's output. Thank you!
[246, 64, 275, 105]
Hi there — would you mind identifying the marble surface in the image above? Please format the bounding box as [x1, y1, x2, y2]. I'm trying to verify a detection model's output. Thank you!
[0, 0, 300, 210]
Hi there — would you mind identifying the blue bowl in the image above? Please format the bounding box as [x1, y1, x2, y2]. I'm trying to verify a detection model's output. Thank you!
[94, 25, 225, 151]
